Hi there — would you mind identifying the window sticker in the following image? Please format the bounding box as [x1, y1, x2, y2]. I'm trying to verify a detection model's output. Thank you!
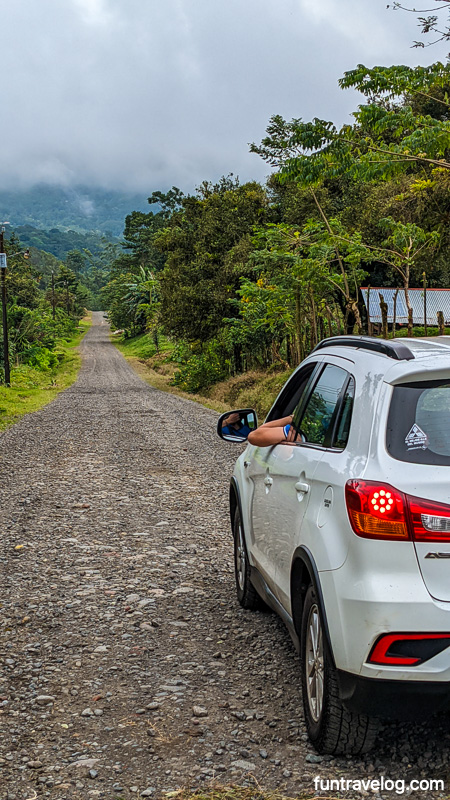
[405, 423, 429, 451]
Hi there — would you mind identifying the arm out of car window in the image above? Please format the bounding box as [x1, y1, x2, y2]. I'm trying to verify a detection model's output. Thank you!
[247, 415, 293, 447]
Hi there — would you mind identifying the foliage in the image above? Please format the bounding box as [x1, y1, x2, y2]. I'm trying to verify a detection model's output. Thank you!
[171, 337, 232, 393]
[13, 224, 118, 260]
[388, 1, 450, 49]
[0, 229, 103, 385]
[251, 63, 450, 186]
[156, 177, 269, 342]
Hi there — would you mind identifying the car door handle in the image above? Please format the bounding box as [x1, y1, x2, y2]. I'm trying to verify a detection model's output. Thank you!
[295, 481, 310, 494]
[264, 476, 273, 487]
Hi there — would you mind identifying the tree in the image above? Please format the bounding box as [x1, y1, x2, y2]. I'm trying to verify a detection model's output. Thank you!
[53, 265, 89, 317]
[156, 179, 269, 343]
[251, 63, 450, 187]
[102, 271, 137, 332]
[122, 210, 167, 273]
[372, 218, 440, 333]
[388, 2, 450, 49]
[123, 266, 159, 336]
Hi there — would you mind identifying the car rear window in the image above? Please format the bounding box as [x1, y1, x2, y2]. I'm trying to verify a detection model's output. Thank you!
[387, 379, 450, 465]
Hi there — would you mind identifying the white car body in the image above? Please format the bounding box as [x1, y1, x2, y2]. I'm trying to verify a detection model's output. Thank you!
[224, 336, 450, 733]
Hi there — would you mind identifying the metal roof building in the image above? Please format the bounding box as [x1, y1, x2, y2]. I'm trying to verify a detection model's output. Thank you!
[361, 287, 450, 325]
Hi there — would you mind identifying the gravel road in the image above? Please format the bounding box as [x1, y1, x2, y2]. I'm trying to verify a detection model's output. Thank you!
[0, 313, 449, 800]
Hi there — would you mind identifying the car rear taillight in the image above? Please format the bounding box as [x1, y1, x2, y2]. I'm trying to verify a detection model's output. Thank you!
[408, 495, 450, 542]
[345, 481, 409, 540]
[346, 480, 450, 542]
[368, 633, 450, 666]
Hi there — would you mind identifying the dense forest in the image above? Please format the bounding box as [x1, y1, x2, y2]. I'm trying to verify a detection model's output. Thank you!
[0, 185, 150, 236]
[102, 60, 450, 393]
[14, 225, 118, 261]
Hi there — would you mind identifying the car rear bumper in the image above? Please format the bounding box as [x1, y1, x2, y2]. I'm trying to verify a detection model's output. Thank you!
[319, 545, 450, 681]
[337, 669, 450, 718]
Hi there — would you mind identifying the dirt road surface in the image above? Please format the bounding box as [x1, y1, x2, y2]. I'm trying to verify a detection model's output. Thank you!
[0, 313, 449, 800]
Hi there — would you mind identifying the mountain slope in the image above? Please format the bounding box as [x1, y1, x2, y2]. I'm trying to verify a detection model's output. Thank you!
[0, 184, 152, 236]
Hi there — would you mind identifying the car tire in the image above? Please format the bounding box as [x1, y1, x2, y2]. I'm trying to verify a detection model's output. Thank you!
[233, 506, 264, 610]
[300, 584, 379, 755]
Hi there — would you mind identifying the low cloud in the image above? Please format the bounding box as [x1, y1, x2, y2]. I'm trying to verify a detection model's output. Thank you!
[0, 0, 439, 194]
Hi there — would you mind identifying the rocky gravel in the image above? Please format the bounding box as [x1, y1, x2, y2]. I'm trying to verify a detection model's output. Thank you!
[0, 312, 449, 800]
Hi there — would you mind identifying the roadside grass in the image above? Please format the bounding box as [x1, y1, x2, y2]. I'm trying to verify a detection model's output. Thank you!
[0, 314, 91, 433]
[207, 368, 293, 420]
[113, 331, 295, 419]
[394, 326, 450, 337]
[161, 787, 333, 800]
[114, 330, 173, 360]
[113, 332, 232, 414]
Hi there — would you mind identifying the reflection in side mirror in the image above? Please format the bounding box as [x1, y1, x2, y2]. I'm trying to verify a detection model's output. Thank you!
[217, 408, 258, 442]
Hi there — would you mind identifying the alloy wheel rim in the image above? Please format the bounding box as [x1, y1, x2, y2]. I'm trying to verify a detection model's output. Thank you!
[305, 603, 324, 722]
[236, 521, 246, 592]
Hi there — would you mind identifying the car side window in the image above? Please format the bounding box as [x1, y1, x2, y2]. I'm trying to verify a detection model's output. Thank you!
[266, 362, 319, 421]
[332, 377, 355, 449]
[297, 364, 350, 447]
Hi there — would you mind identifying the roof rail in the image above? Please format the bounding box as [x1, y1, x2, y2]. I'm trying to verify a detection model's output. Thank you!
[312, 336, 415, 361]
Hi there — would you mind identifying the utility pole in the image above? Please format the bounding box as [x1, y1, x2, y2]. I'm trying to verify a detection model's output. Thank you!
[0, 227, 10, 386]
[65, 279, 70, 314]
[51, 271, 56, 319]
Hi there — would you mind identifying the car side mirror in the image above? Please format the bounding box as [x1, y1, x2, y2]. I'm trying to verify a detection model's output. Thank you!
[217, 409, 258, 442]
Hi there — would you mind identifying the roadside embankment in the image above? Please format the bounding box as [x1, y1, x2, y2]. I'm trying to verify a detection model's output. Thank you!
[113, 331, 293, 420]
[0, 313, 91, 432]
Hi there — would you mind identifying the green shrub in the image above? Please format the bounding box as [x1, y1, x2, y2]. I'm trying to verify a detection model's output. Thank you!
[24, 346, 59, 371]
[171, 339, 231, 393]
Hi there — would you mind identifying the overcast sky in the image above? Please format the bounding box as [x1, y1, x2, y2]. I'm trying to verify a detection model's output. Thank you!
[1, 0, 447, 194]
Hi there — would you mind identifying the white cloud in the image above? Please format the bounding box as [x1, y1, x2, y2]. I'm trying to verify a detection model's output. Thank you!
[71, 0, 114, 26]
[0, 0, 445, 193]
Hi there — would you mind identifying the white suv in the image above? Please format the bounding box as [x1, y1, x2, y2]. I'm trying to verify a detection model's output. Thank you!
[217, 336, 450, 755]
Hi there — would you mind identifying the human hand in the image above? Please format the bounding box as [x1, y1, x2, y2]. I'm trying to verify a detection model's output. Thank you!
[222, 412, 241, 427]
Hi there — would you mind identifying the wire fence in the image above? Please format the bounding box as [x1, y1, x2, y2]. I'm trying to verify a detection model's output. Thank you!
[361, 287, 450, 335]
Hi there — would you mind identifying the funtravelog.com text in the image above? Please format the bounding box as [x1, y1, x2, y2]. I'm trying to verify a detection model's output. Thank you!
[313, 776, 445, 795]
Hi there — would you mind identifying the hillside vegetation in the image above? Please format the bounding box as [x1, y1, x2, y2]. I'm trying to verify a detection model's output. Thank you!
[0, 184, 151, 236]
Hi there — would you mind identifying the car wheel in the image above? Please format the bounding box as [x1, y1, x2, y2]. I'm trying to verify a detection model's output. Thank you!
[300, 584, 379, 755]
[233, 506, 264, 610]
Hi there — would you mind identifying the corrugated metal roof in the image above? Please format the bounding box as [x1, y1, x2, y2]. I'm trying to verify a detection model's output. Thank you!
[361, 288, 450, 324]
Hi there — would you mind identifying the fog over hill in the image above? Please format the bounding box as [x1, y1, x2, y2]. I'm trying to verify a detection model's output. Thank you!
[0, 185, 153, 236]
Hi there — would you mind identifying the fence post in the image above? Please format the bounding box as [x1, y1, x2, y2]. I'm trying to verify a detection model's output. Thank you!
[366, 286, 372, 336]
[408, 307, 413, 337]
[393, 288, 399, 338]
[379, 293, 388, 339]
[423, 272, 427, 336]
[438, 311, 445, 335]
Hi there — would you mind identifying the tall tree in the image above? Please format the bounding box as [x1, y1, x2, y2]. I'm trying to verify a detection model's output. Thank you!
[156, 178, 269, 342]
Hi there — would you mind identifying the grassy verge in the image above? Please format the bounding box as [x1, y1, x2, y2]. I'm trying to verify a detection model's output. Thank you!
[113, 332, 293, 419]
[118, 324, 450, 421]
[114, 333, 232, 414]
[162, 787, 326, 800]
[394, 326, 450, 337]
[0, 314, 91, 433]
